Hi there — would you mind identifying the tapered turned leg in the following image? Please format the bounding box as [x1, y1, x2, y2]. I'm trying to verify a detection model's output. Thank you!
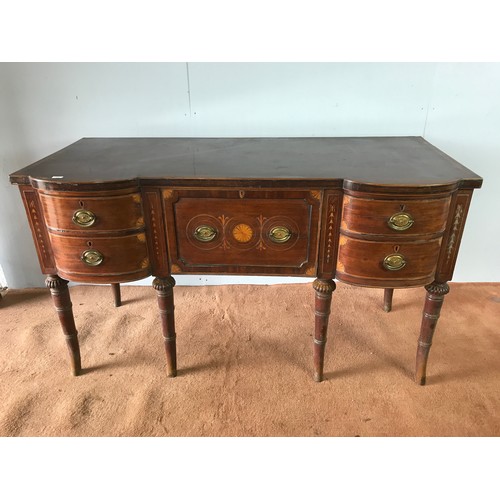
[415, 282, 450, 385]
[111, 283, 121, 307]
[383, 288, 394, 312]
[312, 279, 336, 382]
[153, 276, 177, 377]
[45, 275, 81, 376]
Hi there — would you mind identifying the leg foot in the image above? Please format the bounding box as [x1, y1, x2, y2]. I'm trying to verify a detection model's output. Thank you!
[111, 283, 121, 307]
[415, 282, 449, 385]
[45, 275, 81, 376]
[312, 279, 335, 382]
[383, 288, 394, 312]
[153, 276, 177, 377]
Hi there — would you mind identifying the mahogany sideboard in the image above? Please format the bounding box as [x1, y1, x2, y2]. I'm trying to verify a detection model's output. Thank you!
[9, 137, 482, 384]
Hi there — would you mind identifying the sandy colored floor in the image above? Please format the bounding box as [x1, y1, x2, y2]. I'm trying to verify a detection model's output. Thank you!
[0, 282, 499, 436]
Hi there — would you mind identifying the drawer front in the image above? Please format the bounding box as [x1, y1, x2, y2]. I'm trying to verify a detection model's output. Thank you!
[49, 232, 150, 283]
[165, 190, 320, 275]
[341, 195, 451, 237]
[39, 192, 144, 232]
[336, 236, 442, 287]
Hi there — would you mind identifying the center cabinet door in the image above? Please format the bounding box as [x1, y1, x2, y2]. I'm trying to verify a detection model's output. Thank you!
[163, 189, 321, 276]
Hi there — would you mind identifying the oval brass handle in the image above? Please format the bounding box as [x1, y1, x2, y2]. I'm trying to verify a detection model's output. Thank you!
[269, 226, 292, 243]
[73, 209, 96, 227]
[387, 212, 414, 231]
[383, 253, 406, 271]
[193, 225, 218, 242]
[81, 249, 104, 266]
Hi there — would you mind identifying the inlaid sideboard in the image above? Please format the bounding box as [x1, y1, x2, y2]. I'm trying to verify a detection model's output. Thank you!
[9, 137, 482, 384]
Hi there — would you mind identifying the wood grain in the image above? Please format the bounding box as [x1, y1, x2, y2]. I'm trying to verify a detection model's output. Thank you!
[435, 189, 474, 282]
[49, 233, 150, 283]
[39, 192, 144, 232]
[45, 275, 81, 376]
[341, 194, 451, 238]
[8, 137, 483, 384]
[336, 236, 442, 287]
[142, 188, 170, 277]
[19, 186, 56, 274]
[415, 282, 450, 385]
[9, 137, 482, 189]
[312, 279, 335, 382]
[317, 190, 343, 279]
[153, 277, 177, 377]
[165, 189, 320, 275]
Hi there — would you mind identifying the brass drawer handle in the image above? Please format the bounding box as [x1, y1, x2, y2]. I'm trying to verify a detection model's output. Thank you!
[269, 226, 292, 243]
[387, 212, 414, 231]
[383, 253, 406, 271]
[194, 225, 218, 242]
[81, 249, 104, 266]
[73, 209, 96, 227]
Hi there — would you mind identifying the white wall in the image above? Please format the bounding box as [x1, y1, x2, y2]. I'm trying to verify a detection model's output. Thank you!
[0, 264, 6, 289]
[0, 63, 497, 288]
[423, 63, 500, 282]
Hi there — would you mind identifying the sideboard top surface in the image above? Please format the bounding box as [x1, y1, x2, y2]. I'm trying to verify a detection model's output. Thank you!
[9, 136, 482, 189]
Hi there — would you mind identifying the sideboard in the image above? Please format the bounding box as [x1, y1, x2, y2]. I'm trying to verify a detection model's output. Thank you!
[9, 137, 482, 384]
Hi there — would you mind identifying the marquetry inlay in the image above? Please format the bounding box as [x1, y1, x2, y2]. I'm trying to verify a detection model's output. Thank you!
[21, 188, 55, 272]
[28, 198, 49, 261]
[186, 212, 299, 253]
[144, 190, 169, 276]
[305, 266, 316, 276]
[232, 223, 253, 243]
[217, 214, 231, 250]
[170, 264, 181, 273]
[148, 204, 161, 261]
[257, 214, 267, 251]
[446, 204, 463, 262]
[9, 137, 481, 386]
[326, 202, 336, 264]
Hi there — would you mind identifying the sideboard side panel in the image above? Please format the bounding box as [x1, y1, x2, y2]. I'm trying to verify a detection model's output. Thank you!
[435, 188, 474, 283]
[142, 188, 171, 277]
[19, 185, 57, 274]
[317, 190, 343, 279]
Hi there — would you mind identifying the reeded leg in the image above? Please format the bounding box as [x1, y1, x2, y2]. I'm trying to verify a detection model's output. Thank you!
[312, 279, 336, 382]
[153, 276, 177, 377]
[111, 283, 121, 307]
[383, 288, 394, 312]
[45, 275, 81, 376]
[415, 282, 450, 385]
